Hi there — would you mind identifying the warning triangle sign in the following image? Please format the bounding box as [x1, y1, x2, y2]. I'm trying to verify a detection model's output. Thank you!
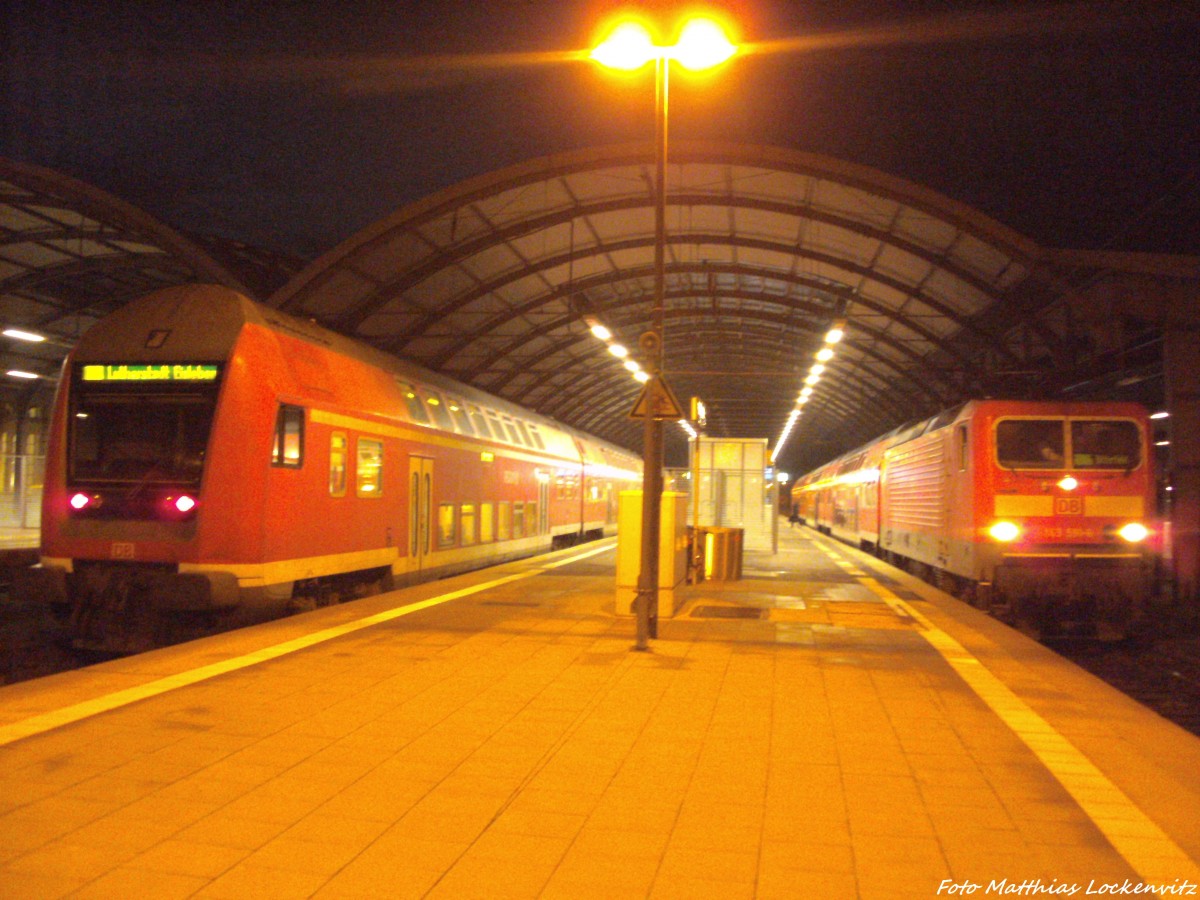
[629, 376, 687, 420]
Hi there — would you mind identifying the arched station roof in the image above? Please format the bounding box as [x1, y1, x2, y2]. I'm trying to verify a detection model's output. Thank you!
[5, 147, 1191, 473]
[273, 141, 1142, 473]
[0, 158, 299, 412]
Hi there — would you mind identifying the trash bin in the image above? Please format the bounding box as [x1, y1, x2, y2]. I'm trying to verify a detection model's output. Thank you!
[693, 526, 744, 582]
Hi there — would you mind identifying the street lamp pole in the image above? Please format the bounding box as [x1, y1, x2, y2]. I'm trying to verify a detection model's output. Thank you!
[591, 18, 736, 650]
[633, 53, 669, 651]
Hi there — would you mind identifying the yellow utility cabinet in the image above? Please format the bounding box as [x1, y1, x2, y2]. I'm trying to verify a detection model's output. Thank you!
[616, 490, 689, 619]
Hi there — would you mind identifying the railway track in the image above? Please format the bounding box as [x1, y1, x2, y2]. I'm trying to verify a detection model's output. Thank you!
[1052, 619, 1200, 738]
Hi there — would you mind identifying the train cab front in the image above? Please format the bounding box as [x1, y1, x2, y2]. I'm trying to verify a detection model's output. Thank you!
[31, 362, 238, 652]
[983, 413, 1156, 639]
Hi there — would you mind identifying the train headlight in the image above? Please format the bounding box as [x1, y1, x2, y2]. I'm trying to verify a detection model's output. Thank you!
[1057, 475, 1079, 491]
[1117, 522, 1149, 543]
[988, 521, 1022, 542]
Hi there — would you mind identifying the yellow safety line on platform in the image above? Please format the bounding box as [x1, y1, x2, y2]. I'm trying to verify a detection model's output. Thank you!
[813, 538, 1200, 885]
[0, 541, 615, 748]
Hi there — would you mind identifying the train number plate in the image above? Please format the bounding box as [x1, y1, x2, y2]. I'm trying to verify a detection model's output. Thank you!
[110, 542, 136, 559]
[1053, 497, 1085, 516]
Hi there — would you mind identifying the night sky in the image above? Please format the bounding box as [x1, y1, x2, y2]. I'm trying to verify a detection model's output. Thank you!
[4, 0, 1198, 261]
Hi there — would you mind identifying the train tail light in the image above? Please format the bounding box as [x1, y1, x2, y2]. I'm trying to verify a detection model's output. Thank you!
[162, 493, 198, 518]
[69, 491, 97, 511]
[988, 521, 1022, 542]
[1117, 522, 1149, 543]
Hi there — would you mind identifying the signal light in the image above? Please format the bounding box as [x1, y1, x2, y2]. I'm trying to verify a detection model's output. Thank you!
[988, 521, 1021, 542]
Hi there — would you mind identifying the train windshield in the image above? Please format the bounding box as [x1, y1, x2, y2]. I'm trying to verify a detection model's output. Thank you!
[995, 418, 1141, 471]
[70, 386, 219, 485]
[1070, 420, 1141, 470]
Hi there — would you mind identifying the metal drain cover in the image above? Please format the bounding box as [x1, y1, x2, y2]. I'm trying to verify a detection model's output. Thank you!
[692, 606, 764, 620]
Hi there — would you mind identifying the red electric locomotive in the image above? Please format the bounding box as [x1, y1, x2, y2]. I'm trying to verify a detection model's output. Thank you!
[28, 284, 641, 651]
[792, 400, 1157, 638]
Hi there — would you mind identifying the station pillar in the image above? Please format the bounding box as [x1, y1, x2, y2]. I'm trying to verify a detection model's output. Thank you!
[1166, 325, 1200, 612]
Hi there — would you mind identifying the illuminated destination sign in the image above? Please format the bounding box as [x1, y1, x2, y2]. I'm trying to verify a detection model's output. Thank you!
[81, 364, 220, 382]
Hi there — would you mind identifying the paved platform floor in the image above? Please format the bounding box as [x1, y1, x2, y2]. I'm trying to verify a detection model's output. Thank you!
[0, 526, 38, 549]
[1, 524, 1199, 899]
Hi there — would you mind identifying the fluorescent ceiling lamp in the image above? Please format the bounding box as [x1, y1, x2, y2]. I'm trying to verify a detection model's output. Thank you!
[3, 328, 46, 343]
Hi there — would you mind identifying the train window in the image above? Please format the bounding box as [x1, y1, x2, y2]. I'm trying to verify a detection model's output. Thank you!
[461, 504, 477, 545]
[501, 416, 523, 445]
[1071, 420, 1141, 470]
[272, 404, 305, 468]
[468, 404, 494, 439]
[527, 425, 546, 450]
[525, 501, 538, 534]
[957, 425, 968, 472]
[995, 419, 1064, 469]
[498, 502, 512, 540]
[424, 392, 455, 431]
[356, 438, 383, 496]
[397, 381, 431, 425]
[557, 475, 578, 500]
[330, 432, 348, 496]
[70, 389, 216, 485]
[513, 502, 525, 538]
[437, 504, 456, 548]
[514, 420, 533, 447]
[486, 410, 507, 443]
[446, 399, 475, 435]
[480, 502, 495, 542]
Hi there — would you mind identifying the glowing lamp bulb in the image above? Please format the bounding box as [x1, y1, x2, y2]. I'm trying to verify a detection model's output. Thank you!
[591, 21, 656, 70]
[174, 495, 197, 513]
[70, 492, 91, 510]
[1057, 476, 1079, 491]
[673, 18, 736, 71]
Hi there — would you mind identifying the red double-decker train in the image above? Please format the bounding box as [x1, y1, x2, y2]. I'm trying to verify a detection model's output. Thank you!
[791, 400, 1157, 638]
[28, 285, 640, 651]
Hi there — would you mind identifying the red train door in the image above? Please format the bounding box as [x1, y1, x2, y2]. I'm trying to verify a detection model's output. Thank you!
[409, 456, 433, 572]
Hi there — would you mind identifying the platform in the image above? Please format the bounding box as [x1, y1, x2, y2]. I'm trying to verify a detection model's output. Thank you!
[0, 527, 38, 550]
[1, 524, 1198, 899]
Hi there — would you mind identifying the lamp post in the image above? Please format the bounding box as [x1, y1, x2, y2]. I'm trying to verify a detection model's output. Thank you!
[591, 18, 736, 650]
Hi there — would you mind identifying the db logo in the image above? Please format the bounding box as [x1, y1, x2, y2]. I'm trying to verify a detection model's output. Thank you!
[1053, 496, 1084, 516]
[111, 542, 136, 559]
